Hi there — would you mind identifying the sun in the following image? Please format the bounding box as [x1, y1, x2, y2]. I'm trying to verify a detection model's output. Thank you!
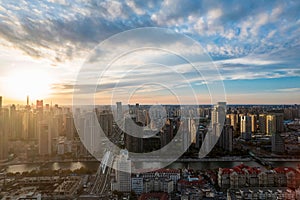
[3, 69, 52, 101]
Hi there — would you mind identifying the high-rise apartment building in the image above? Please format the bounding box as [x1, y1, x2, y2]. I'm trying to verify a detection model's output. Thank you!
[259, 114, 266, 134]
[114, 149, 132, 192]
[218, 124, 233, 152]
[226, 113, 238, 132]
[249, 114, 257, 133]
[266, 114, 276, 135]
[240, 115, 252, 140]
[272, 133, 285, 153]
[201, 102, 226, 155]
[98, 111, 113, 137]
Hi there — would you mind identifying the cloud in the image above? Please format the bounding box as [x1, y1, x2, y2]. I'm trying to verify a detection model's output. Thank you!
[275, 88, 300, 93]
[0, 0, 300, 104]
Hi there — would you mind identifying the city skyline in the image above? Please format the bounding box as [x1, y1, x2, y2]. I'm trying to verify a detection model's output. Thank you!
[0, 1, 300, 105]
[1, 1, 300, 199]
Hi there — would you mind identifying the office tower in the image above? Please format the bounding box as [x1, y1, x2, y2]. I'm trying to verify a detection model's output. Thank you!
[116, 102, 122, 121]
[115, 149, 132, 192]
[0, 96, 2, 109]
[240, 115, 252, 140]
[38, 121, 52, 155]
[266, 114, 276, 135]
[249, 114, 257, 133]
[259, 114, 266, 134]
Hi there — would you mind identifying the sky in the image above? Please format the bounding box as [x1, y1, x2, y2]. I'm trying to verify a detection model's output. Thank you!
[0, 0, 299, 105]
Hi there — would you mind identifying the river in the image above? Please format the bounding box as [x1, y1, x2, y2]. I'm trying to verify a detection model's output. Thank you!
[3, 160, 299, 174]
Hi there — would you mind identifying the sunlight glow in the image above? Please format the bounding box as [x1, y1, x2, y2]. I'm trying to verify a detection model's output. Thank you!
[3, 69, 52, 101]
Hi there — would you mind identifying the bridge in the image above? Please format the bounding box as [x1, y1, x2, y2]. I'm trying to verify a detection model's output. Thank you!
[90, 151, 114, 195]
[249, 151, 274, 168]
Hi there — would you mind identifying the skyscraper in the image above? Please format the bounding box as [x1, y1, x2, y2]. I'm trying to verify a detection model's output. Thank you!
[98, 111, 113, 137]
[65, 116, 75, 140]
[249, 114, 257, 133]
[115, 149, 132, 192]
[218, 124, 233, 152]
[211, 102, 226, 125]
[83, 112, 98, 154]
[36, 100, 43, 111]
[38, 121, 52, 155]
[0, 108, 9, 160]
[274, 113, 284, 133]
[124, 116, 143, 153]
[200, 102, 226, 156]
[266, 114, 276, 135]
[116, 102, 122, 121]
[259, 114, 266, 134]
[240, 115, 252, 140]
[161, 119, 173, 148]
[272, 133, 285, 153]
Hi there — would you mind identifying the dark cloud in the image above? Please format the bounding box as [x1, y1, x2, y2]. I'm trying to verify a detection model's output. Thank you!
[0, 0, 299, 80]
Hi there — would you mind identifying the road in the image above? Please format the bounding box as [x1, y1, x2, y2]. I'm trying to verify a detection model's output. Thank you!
[90, 162, 111, 195]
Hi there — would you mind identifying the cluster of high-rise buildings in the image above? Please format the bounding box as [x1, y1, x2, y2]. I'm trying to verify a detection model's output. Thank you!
[226, 112, 284, 138]
[1, 95, 299, 162]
